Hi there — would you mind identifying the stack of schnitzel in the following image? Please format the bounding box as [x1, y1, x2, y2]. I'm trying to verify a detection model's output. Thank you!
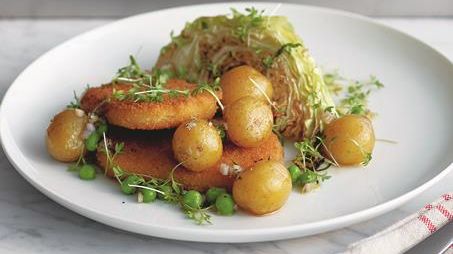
[80, 79, 284, 191]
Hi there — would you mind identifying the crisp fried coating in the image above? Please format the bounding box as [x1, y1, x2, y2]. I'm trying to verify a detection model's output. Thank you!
[96, 128, 283, 192]
[80, 79, 220, 130]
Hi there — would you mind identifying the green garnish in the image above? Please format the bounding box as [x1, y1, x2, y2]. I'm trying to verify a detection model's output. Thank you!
[231, 7, 265, 42]
[192, 77, 224, 111]
[67, 125, 103, 180]
[362, 152, 372, 166]
[298, 170, 330, 185]
[183, 190, 203, 209]
[287, 164, 302, 183]
[157, 184, 175, 201]
[112, 55, 190, 102]
[121, 175, 142, 195]
[205, 187, 227, 204]
[139, 188, 157, 203]
[101, 136, 212, 225]
[349, 138, 375, 166]
[67, 137, 91, 174]
[341, 75, 383, 115]
[213, 122, 226, 140]
[67, 91, 81, 109]
[262, 56, 274, 69]
[323, 72, 384, 116]
[290, 137, 337, 191]
[100, 134, 124, 178]
[263, 43, 303, 68]
[85, 132, 101, 152]
[207, 63, 221, 78]
[96, 122, 108, 135]
[170, 30, 185, 48]
[215, 193, 235, 216]
[293, 137, 338, 172]
[78, 164, 97, 180]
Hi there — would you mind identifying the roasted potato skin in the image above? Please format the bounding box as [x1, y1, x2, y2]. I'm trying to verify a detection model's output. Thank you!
[225, 96, 273, 148]
[323, 114, 375, 166]
[172, 119, 223, 172]
[46, 109, 88, 162]
[220, 65, 273, 106]
[233, 160, 292, 215]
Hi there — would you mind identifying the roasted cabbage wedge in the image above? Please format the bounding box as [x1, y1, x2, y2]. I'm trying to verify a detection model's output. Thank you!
[155, 8, 335, 140]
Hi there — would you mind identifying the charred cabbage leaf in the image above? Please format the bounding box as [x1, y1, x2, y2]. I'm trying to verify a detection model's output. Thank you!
[155, 8, 335, 140]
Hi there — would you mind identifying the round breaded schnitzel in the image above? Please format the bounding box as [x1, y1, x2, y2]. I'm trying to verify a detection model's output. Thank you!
[96, 128, 283, 192]
[80, 79, 221, 130]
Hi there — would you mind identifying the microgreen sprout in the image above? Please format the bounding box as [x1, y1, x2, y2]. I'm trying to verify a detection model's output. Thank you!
[207, 63, 221, 78]
[67, 151, 86, 172]
[192, 77, 224, 111]
[231, 7, 265, 42]
[262, 43, 303, 68]
[112, 55, 190, 102]
[298, 170, 331, 185]
[67, 85, 90, 109]
[100, 133, 124, 177]
[213, 122, 226, 140]
[293, 137, 338, 172]
[272, 124, 285, 145]
[362, 153, 372, 166]
[323, 72, 384, 116]
[248, 77, 278, 111]
[67, 91, 81, 109]
[349, 137, 374, 166]
[291, 136, 337, 191]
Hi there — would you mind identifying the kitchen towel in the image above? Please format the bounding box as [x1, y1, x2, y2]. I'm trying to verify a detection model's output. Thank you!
[341, 192, 453, 254]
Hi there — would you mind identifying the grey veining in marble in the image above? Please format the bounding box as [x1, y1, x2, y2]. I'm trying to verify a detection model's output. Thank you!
[0, 19, 451, 254]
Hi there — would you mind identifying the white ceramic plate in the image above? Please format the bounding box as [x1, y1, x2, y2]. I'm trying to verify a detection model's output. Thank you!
[1, 3, 452, 243]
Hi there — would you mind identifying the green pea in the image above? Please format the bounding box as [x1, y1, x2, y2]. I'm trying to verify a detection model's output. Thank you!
[79, 164, 96, 180]
[141, 188, 157, 203]
[85, 132, 101, 151]
[206, 187, 226, 204]
[121, 175, 142, 195]
[215, 193, 235, 216]
[298, 171, 318, 184]
[157, 184, 173, 200]
[288, 165, 302, 183]
[96, 123, 108, 135]
[183, 190, 203, 209]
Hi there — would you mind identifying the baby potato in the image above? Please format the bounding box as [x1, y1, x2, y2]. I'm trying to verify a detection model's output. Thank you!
[46, 109, 88, 162]
[220, 65, 273, 106]
[323, 114, 375, 166]
[233, 160, 292, 215]
[172, 119, 223, 172]
[224, 96, 273, 148]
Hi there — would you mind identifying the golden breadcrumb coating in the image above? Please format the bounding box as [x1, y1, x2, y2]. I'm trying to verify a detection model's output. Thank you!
[96, 128, 283, 192]
[80, 79, 221, 130]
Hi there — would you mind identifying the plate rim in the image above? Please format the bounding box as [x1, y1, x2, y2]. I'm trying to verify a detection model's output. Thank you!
[1, 1, 452, 243]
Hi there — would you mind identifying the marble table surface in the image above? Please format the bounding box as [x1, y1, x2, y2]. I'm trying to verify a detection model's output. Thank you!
[0, 17, 452, 254]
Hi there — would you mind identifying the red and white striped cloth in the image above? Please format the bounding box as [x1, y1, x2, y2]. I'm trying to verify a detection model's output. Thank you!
[342, 193, 453, 254]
